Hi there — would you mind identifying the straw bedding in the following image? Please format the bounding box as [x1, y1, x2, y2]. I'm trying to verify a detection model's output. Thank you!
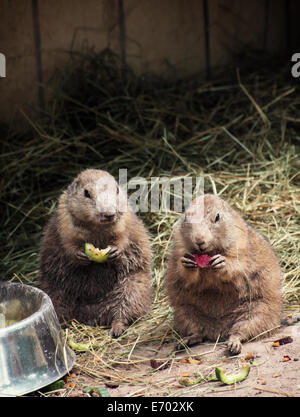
[0, 49, 299, 396]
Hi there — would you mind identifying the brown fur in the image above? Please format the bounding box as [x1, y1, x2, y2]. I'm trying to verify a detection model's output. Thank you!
[39, 169, 152, 336]
[165, 194, 282, 354]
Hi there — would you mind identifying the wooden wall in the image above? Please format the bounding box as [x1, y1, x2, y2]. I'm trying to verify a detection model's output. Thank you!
[1, 0, 300, 124]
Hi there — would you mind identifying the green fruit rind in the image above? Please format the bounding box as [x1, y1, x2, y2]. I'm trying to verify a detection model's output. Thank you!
[215, 364, 250, 385]
[83, 386, 111, 397]
[68, 339, 93, 352]
[84, 243, 111, 263]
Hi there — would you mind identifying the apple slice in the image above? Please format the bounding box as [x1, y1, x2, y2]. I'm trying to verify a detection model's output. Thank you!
[84, 243, 111, 263]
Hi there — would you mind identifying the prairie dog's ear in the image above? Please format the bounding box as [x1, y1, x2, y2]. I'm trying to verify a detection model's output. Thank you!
[67, 178, 80, 194]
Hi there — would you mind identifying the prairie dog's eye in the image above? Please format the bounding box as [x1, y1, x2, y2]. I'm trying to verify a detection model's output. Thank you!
[215, 213, 220, 223]
[84, 189, 91, 199]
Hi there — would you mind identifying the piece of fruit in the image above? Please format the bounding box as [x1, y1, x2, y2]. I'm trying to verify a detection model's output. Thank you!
[215, 364, 250, 385]
[68, 339, 93, 352]
[194, 254, 212, 268]
[84, 243, 111, 263]
[44, 380, 65, 391]
[83, 386, 111, 397]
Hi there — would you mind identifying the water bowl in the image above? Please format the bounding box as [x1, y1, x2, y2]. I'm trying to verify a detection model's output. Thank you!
[0, 282, 75, 396]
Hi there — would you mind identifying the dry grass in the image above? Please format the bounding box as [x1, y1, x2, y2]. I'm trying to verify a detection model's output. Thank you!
[0, 49, 299, 396]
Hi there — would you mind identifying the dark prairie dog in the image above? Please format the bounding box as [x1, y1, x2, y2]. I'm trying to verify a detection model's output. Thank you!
[165, 194, 282, 354]
[39, 169, 151, 337]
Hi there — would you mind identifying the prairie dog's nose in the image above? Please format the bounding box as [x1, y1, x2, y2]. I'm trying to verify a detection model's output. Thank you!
[102, 212, 116, 221]
[196, 240, 205, 249]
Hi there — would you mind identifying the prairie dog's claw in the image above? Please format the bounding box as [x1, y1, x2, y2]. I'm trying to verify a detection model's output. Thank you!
[107, 246, 121, 260]
[227, 336, 242, 355]
[75, 250, 91, 265]
[181, 253, 197, 269]
[109, 321, 127, 337]
[210, 254, 226, 269]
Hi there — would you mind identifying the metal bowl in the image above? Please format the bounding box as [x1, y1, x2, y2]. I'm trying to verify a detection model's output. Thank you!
[0, 282, 75, 396]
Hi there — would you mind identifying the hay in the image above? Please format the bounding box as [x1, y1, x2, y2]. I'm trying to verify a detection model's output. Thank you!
[0, 49, 299, 396]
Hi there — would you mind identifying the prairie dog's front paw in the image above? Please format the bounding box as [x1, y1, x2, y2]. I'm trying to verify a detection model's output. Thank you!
[107, 245, 121, 261]
[181, 253, 197, 269]
[210, 254, 226, 269]
[75, 250, 91, 265]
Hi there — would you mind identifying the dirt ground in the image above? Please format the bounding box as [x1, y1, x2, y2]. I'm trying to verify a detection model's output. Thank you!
[60, 323, 300, 398]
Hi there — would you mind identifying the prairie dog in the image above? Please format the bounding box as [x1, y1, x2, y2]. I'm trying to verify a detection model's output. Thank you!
[165, 194, 282, 354]
[39, 169, 152, 337]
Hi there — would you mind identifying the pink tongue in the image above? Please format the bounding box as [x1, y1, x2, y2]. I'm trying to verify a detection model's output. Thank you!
[194, 254, 212, 268]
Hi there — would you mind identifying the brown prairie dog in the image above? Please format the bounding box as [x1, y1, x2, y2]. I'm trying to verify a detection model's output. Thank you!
[165, 194, 282, 354]
[39, 169, 152, 337]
